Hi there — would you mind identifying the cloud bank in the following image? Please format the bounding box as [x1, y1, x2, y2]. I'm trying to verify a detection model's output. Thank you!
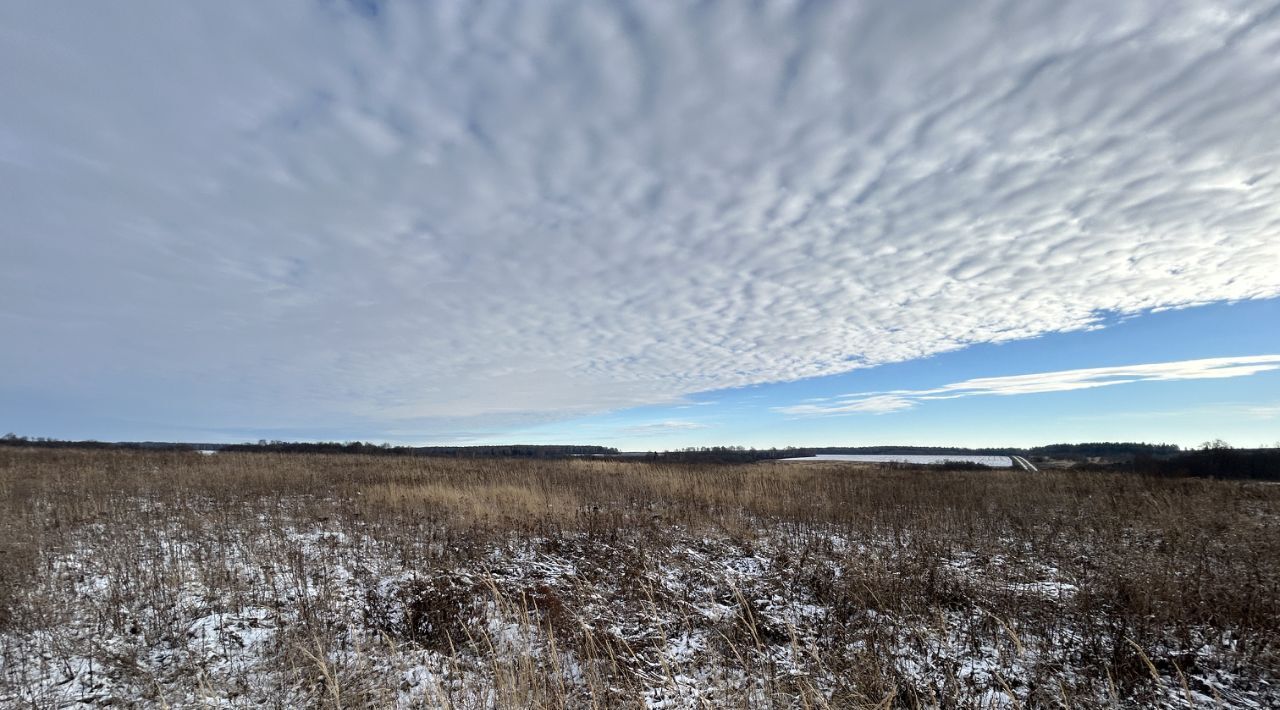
[778, 356, 1280, 415]
[3, 1, 1280, 436]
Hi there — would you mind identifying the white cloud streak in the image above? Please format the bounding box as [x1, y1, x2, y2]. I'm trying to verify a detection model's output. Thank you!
[2, 2, 1280, 436]
[617, 421, 711, 437]
[777, 356, 1280, 415]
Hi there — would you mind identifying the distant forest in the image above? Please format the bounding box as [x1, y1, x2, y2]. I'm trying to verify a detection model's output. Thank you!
[3, 434, 1275, 480]
[1130, 445, 1280, 481]
[0, 435, 1181, 460]
[217, 441, 619, 459]
[649, 442, 1182, 464]
[0, 434, 616, 459]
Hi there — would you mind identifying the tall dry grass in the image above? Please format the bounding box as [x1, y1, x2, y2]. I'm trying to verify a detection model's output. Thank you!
[0, 448, 1277, 707]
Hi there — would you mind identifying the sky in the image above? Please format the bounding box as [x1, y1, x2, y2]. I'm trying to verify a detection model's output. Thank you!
[2, 1, 1279, 450]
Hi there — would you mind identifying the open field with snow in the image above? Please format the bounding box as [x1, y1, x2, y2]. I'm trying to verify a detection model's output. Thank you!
[779, 454, 1015, 467]
[2, 449, 1278, 708]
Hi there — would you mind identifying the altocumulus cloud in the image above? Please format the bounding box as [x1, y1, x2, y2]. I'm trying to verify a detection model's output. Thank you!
[777, 356, 1280, 416]
[2, 1, 1280, 436]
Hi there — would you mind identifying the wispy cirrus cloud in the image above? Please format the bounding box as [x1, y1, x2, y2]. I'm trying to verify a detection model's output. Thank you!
[2, 2, 1280, 439]
[617, 421, 711, 437]
[1060, 401, 1280, 423]
[777, 356, 1280, 416]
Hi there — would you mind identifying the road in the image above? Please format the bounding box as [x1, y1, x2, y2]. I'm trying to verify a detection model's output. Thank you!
[1010, 455, 1039, 472]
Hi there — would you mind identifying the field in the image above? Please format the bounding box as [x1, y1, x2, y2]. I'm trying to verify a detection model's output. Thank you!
[1, 449, 1278, 708]
[778, 455, 1015, 467]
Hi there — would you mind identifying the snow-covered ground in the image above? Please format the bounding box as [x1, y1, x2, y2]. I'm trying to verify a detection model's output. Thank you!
[1, 517, 1273, 708]
[779, 454, 1014, 467]
[2, 452, 1276, 708]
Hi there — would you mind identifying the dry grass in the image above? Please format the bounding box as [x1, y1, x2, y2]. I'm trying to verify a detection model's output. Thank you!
[0, 448, 1278, 708]
[362, 481, 582, 523]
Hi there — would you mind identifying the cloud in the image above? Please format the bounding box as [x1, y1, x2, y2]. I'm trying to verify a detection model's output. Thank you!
[1244, 405, 1280, 419]
[777, 356, 1280, 416]
[617, 421, 711, 437]
[1061, 401, 1280, 422]
[2, 2, 1280, 436]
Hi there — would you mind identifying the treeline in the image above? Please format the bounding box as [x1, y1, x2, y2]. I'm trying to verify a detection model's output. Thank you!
[643, 446, 1010, 464]
[808, 443, 1182, 458]
[0, 434, 616, 459]
[11, 435, 1267, 477]
[1027, 442, 1181, 459]
[219, 441, 618, 458]
[1130, 447, 1280, 481]
[638, 447, 807, 464]
[0, 434, 209, 452]
[641, 442, 1182, 464]
[0, 435, 1180, 464]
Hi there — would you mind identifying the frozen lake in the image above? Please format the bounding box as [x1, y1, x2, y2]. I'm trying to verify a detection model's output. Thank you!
[779, 454, 1013, 467]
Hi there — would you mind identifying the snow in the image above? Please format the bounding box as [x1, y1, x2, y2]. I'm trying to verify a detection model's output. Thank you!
[779, 454, 1015, 466]
[1, 518, 1273, 708]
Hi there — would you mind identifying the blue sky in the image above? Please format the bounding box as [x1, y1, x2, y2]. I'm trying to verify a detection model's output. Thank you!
[2, 2, 1279, 449]
[514, 299, 1280, 450]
